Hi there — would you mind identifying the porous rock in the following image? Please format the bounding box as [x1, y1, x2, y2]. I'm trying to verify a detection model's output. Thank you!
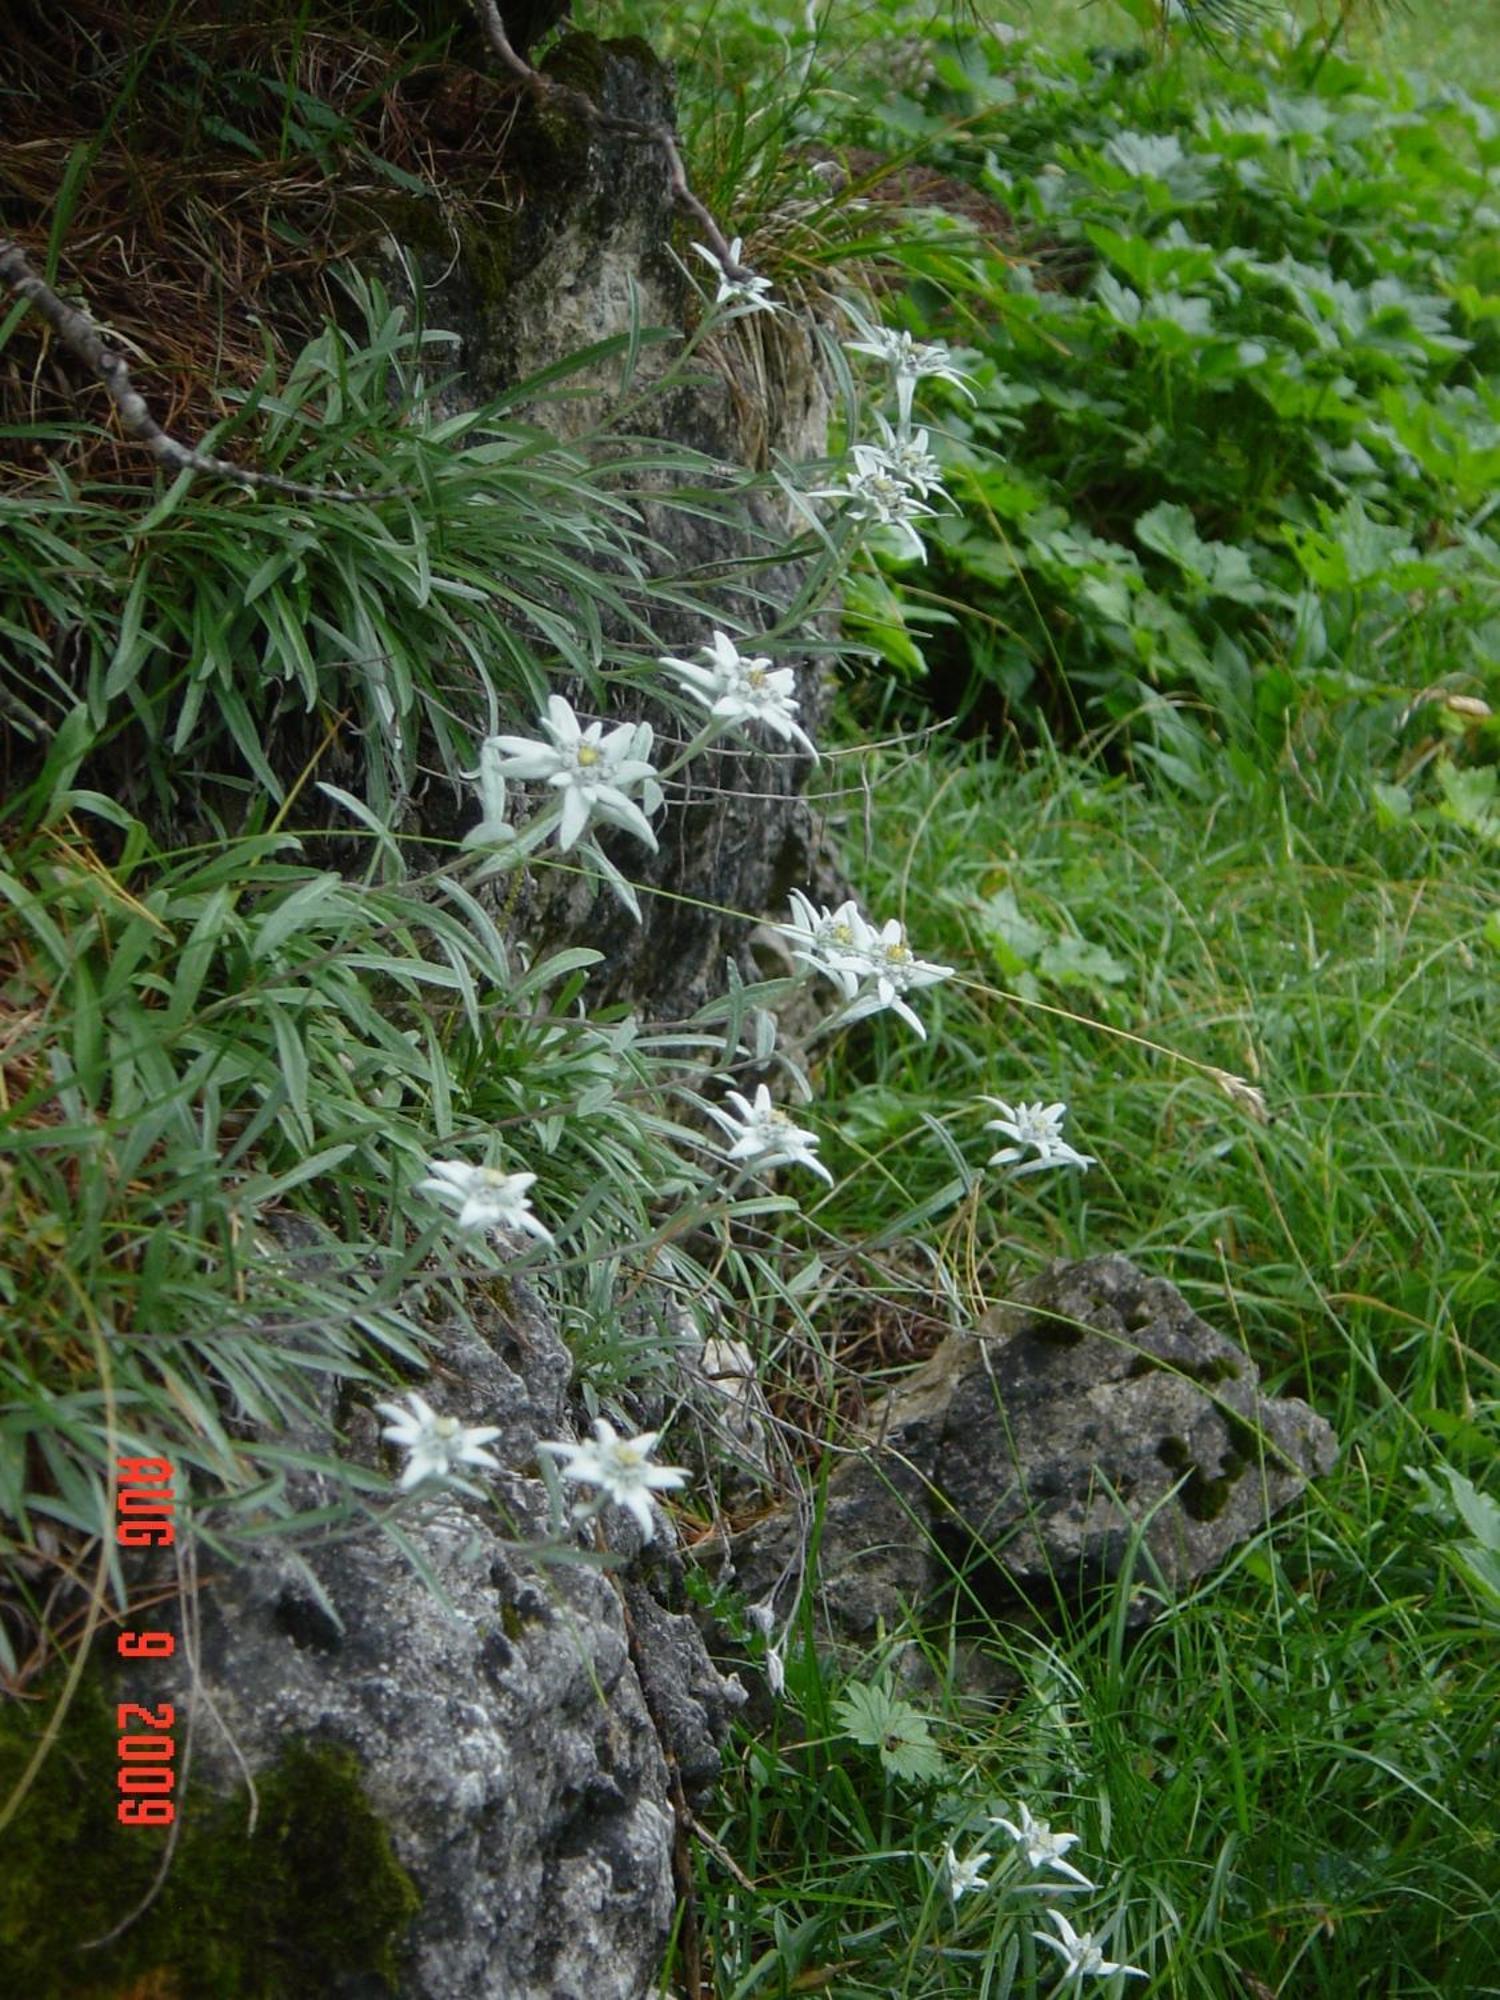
[728, 1254, 1339, 1645]
[157, 1285, 743, 2000]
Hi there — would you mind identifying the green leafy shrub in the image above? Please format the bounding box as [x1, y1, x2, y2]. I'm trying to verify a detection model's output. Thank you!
[836, 27, 1500, 778]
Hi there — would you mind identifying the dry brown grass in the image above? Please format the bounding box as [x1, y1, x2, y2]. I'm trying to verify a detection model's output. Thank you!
[0, 1, 526, 485]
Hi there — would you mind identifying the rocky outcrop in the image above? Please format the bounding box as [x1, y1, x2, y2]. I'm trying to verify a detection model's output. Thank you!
[151, 1283, 743, 2000]
[392, 31, 837, 1024]
[725, 1254, 1338, 1648]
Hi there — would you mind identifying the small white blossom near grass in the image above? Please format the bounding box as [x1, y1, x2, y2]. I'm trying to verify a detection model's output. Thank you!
[867, 413, 948, 499]
[747, 1597, 792, 1699]
[840, 299, 977, 426]
[776, 889, 878, 998]
[715, 1083, 833, 1185]
[488, 695, 663, 852]
[539, 1418, 689, 1543]
[778, 892, 954, 1035]
[989, 1803, 1096, 1889]
[983, 1099, 1096, 1176]
[658, 629, 818, 758]
[1033, 1909, 1147, 1984]
[377, 1391, 503, 1494]
[835, 916, 956, 1040]
[814, 443, 941, 562]
[764, 1635, 787, 1697]
[942, 1839, 992, 1901]
[691, 237, 779, 314]
[417, 1160, 555, 1242]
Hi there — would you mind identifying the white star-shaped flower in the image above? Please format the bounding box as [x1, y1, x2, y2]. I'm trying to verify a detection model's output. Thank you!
[1033, 1910, 1146, 1984]
[776, 891, 952, 1037]
[982, 1099, 1096, 1176]
[989, 1803, 1096, 1889]
[813, 445, 940, 562]
[839, 299, 977, 426]
[538, 1418, 690, 1542]
[416, 1160, 555, 1242]
[835, 917, 955, 1040]
[690, 236, 779, 313]
[376, 1390, 503, 1493]
[943, 1839, 992, 1901]
[715, 1082, 833, 1185]
[488, 695, 662, 852]
[775, 889, 877, 999]
[867, 413, 947, 499]
[658, 629, 818, 758]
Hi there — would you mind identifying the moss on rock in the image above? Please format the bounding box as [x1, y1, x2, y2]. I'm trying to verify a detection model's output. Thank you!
[0, 1666, 419, 1998]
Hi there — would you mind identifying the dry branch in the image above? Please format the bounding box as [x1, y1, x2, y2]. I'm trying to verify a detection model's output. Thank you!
[0, 237, 396, 503]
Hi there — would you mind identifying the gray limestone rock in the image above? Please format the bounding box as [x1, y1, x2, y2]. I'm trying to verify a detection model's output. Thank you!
[159, 1284, 743, 2000]
[727, 1254, 1338, 1646]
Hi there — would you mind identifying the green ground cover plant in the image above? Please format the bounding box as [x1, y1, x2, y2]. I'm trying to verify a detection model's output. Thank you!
[682, 739, 1496, 1997]
[833, 16, 1500, 784]
[613, 3, 1498, 1995]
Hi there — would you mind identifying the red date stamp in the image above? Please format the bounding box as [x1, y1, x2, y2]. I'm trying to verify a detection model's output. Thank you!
[115, 1454, 176, 1548]
[114, 1455, 178, 1826]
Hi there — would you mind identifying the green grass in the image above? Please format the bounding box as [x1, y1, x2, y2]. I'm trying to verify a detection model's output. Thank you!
[1363, 0, 1500, 84]
[675, 743, 1498, 1998]
[616, 1, 1500, 1994]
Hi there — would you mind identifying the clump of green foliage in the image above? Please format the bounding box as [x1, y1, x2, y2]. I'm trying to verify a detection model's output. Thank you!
[840, 21, 1500, 791]
[0, 35, 850, 1669]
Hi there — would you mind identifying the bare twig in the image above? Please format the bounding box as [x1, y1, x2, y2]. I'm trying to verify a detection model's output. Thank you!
[467, 0, 752, 280]
[0, 237, 398, 504]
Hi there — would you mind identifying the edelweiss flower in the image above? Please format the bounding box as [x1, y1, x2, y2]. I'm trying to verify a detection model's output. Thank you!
[813, 443, 941, 561]
[658, 629, 818, 758]
[868, 414, 947, 499]
[377, 1390, 503, 1493]
[488, 695, 662, 852]
[416, 1160, 555, 1243]
[943, 1840, 992, 1902]
[744, 1597, 790, 1695]
[982, 1099, 1096, 1176]
[776, 889, 877, 998]
[1033, 1910, 1146, 1984]
[764, 1637, 787, 1697]
[778, 891, 953, 1037]
[538, 1417, 689, 1543]
[989, 1804, 1096, 1890]
[837, 917, 955, 1040]
[840, 299, 976, 426]
[717, 1083, 833, 1185]
[691, 236, 779, 313]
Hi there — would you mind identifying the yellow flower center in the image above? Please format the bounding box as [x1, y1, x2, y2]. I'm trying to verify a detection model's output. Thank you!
[576, 745, 602, 768]
[434, 1416, 460, 1440]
